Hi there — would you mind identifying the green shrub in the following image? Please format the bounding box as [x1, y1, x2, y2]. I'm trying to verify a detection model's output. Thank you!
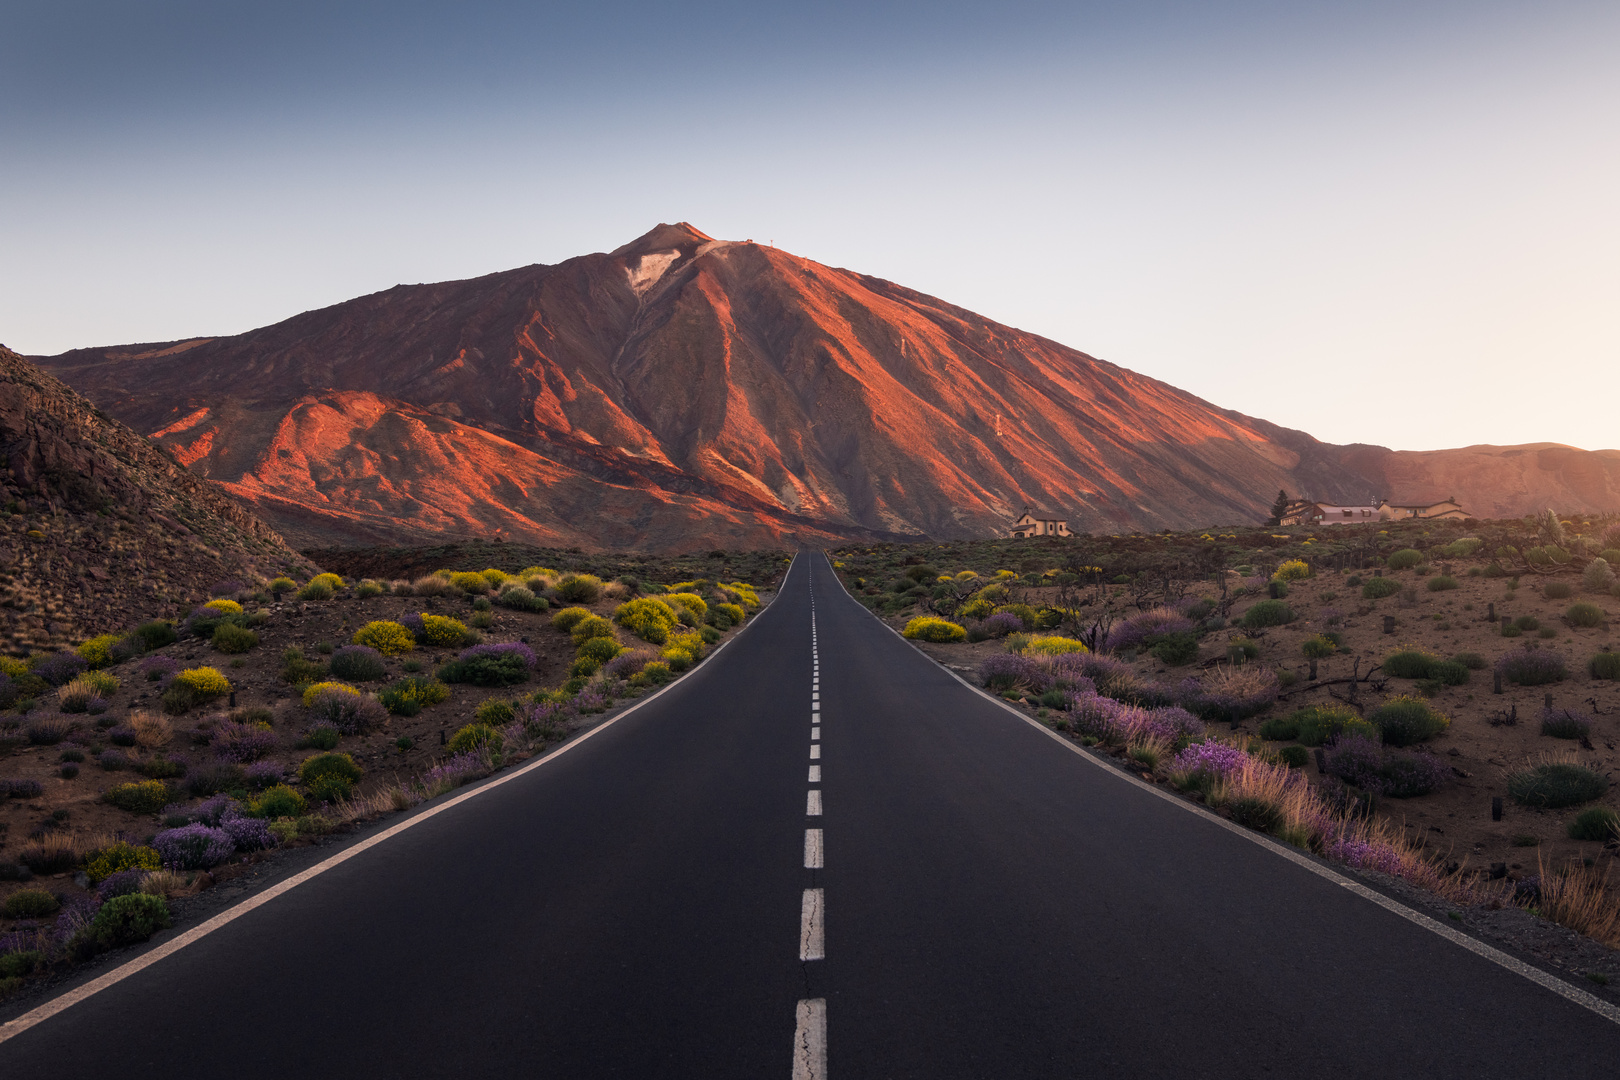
[1430, 660, 1469, 686]
[1386, 549, 1424, 570]
[353, 620, 415, 656]
[1383, 649, 1439, 679]
[1239, 600, 1295, 628]
[211, 622, 258, 654]
[902, 616, 968, 642]
[1227, 638, 1260, 662]
[1426, 575, 1459, 592]
[85, 893, 170, 951]
[1544, 582, 1573, 600]
[1513, 615, 1540, 632]
[133, 620, 178, 650]
[550, 606, 594, 633]
[1277, 745, 1310, 768]
[379, 676, 450, 715]
[1590, 652, 1620, 680]
[296, 581, 333, 601]
[1301, 635, 1337, 659]
[448, 723, 504, 756]
[1508, 761, 1609, 809]
[1267, 704, 1376, 747]
[248, 784, 308, 818]
[84, 841, 161, 883]
[1149, 632, 1199, 666]
[280, 646, 326, 685]
[1362, 577, 1401, 600]
[355, 580, 386, 598]
[1453, 652, 1487, 670]
[1369, 696, 1449, 746]
[2, 888, 58, 919]
[1439, 538, 1483, 558]
[554, 574, 604, 604]
[299, 752, 362, 789]
[306, 774, 353, 801]
[1567, 602, 1605, 628]
[105, 779, 172, 814]
[475, 699, 516, 726]
[714, 602, 746, 626]
[1568, 807, 1620, 842]
[298, 725, 341, 751]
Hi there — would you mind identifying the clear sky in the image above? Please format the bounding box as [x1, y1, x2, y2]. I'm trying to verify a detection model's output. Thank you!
[2, 1, 1615, 452]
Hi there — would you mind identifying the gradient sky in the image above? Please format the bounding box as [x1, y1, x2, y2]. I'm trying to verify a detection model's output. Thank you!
[3, 1, 1616, 452]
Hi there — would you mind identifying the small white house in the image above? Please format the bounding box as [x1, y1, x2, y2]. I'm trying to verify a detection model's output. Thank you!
[1009, 506, 1070, 539]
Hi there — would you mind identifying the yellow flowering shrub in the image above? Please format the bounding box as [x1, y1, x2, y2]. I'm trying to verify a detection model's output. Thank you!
[352, 620, 415, 656]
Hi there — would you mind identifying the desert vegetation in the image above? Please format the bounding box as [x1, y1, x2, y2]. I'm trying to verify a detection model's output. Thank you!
[0, 551, 782, 1001]
[834, 512, 1620, 956]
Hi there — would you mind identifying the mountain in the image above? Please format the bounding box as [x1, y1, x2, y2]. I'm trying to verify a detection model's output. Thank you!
[30, 224, 1620, 549]
[0, 346, 314, 650]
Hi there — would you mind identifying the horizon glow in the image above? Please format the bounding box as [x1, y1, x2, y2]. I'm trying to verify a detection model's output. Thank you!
[2, 1, 1616, 453]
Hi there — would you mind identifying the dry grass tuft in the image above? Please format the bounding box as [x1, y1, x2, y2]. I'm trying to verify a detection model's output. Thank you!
[1536, 854, 1620, 947]
[129, 710, 172, 749]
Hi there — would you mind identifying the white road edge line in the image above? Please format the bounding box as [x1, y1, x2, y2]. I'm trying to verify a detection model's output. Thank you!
[0, 553, 803, 1045]
[792, 998, 828, 1080]
[820, 551, 1620, 1029]
[799, 888, 825, 960]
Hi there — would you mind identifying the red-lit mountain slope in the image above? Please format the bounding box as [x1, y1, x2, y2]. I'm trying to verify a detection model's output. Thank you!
[32, 224, 1620, 549]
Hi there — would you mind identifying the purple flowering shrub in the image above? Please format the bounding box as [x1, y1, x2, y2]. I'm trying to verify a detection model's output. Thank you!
[1323, 734, 1450, 798]
[32, 652, 88, 687]
[574, 691, 607, 714]
[1324, 837, 1405, 875]
[307, 688, 388, 735]
[1105, 608, 1194, 653]
[221, 815, 276, 852]
[1, 778, 45, 799]
[140, 655, 180, 684]
[980, 654, 1042, 692]
[439, 642, 538, 687]
[153, 823, 235, 870]
[602, 651, 651, 681]
[244, 760, 284, 789]
[1542, 706, 1594, 740]
[210, 721, 279, 762]
[53, 896, 101, 952]
[1496, 647, 1568, 686]
[164, 792, 239, 827]
[95, 869, 149, 901]
[1168, 741, 1249, 786]
[421, 751, 493, 794]
[981, 611, 1025, 638]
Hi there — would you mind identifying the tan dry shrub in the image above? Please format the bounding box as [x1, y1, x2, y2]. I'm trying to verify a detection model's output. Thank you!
[601, 581, 629, 601]
[140, 869, 193, 898]
[389, 579, 416, 596]
[1203, 663, 1277, 700]
[411, 575, 454, 597]
[129, 710, 173, 749]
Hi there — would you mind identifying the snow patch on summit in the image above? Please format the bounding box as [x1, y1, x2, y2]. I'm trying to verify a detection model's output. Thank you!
[627, 250, 681, 296]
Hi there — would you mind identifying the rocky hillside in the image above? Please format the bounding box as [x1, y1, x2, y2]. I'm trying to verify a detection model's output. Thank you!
[0, 346, 315, 651]
[32, 224, 1620, 549]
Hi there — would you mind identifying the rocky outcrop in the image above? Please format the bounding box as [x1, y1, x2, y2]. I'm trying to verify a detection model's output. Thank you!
[0, 347, 314, 650]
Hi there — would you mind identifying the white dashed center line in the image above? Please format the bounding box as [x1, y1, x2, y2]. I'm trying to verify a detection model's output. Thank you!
[804, 828, 823, 869]
[800, 888, 825, 960]
[807, 789, 822, 816]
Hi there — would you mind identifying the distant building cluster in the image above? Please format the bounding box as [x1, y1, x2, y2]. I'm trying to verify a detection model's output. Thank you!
[1280, 497, 1468, 526]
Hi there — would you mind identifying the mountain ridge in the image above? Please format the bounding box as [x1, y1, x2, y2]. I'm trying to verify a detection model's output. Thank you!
[30, 224, 1620, 549]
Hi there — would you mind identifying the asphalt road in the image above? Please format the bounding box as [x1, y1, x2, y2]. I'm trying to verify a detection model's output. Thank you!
[5, 551, 1620, 1077]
